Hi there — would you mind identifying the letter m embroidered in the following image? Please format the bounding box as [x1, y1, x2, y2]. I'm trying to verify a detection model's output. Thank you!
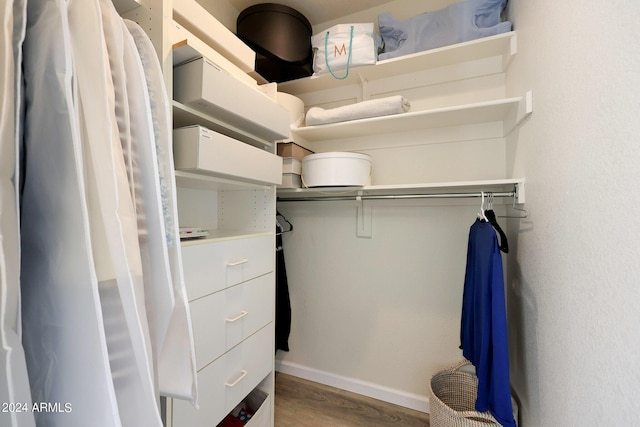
[334, 43, 347, 57]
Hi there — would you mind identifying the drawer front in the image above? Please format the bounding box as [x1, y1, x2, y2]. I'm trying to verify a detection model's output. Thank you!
[172, 323, 274, 427]
[189, 272, 274, 370]
[181, 235, 273, 300]
[173, 125, 283, 185]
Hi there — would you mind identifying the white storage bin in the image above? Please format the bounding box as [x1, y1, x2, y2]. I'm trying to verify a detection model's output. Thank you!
[282, 157, 301, 174]
[302, 152, 372, 187]
[174, 57, 290, 141]
[174, 125, 283, 185]
[278, 173, 302, 189]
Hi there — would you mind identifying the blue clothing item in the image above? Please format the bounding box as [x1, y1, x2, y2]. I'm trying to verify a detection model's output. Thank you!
[460, 219, 516, 427]
[378, 0, 512, 61]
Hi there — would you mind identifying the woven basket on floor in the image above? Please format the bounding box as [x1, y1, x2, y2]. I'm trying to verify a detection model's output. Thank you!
[429, 360, 501, 427]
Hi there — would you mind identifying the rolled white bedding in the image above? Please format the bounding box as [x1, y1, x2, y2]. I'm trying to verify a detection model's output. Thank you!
[305, 95, 410, 126]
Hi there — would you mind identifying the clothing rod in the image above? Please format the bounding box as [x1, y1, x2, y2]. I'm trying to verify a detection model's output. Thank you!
[277, 191, 516, 202]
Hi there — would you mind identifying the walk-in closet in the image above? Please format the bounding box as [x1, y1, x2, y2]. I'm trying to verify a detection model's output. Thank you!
[2, 0, 640, 426]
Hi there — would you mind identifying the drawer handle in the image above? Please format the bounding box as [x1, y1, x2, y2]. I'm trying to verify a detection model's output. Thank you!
[225, 370, 248, 388]
[226, 259, 248, 267]
[225, 311, 248, 323]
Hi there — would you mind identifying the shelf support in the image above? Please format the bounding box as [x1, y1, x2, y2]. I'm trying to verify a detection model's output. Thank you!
[356, 192, 373, 238]
[358, 74, 370, 102]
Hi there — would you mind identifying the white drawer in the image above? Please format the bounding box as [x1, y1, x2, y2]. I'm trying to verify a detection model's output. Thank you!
[173, 125, 283, 185]
[181, 235, 273, 300]
[172, 323, 274, 427]
[190, 272, 274, 370]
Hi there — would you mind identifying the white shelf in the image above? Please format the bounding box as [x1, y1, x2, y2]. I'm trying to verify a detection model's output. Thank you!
[277, 178, 526, 204]
[180, 230, 273, 246]
[174, 170, 272, 191]
[172, 0, 255, 73]
[291, 95, 532, 142]
[113, 0, 141, 15]
[278, 32, 516, 95]
[173, 101, 273, 149]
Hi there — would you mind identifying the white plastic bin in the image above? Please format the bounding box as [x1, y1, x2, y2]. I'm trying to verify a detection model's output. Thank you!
[302, 152, 371, 187]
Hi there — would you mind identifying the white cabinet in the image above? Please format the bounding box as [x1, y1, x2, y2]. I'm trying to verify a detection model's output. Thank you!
[171, 324, 274, 425]
[125, 2, 287, 426]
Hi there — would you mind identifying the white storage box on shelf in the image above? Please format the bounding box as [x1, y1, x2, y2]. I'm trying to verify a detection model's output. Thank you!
[282, 158, 301, 175]
[278, 174, 302, 189]
[173, 125, 283, 185]
[173, 57, 290, 141]
[302, 152, 372, 187]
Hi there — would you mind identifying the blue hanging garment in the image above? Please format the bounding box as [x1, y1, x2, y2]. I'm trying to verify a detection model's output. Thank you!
[460, 219, 516, 427]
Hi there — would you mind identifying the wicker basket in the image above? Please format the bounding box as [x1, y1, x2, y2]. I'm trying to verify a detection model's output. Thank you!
[429, 360, 501, 427]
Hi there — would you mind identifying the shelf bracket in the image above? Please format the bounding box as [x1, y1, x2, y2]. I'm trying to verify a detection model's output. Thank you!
[358, 74, 370, 102]
[514, 181, 526, 204]
[505, 90, 533, 135]
[356, 192, 373, 238]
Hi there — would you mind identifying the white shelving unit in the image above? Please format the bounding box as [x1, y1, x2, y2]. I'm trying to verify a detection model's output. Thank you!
[278, 179, 526, 204]
[291, 95, 531, 143]
[124, 1, 282, 426]
[276, 31, 530, 202]
[278, 32, 517, 95]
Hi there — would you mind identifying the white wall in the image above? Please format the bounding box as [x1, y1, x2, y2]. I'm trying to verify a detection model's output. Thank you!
[275, 3, 512, 410]
[505, 1, 640, 425]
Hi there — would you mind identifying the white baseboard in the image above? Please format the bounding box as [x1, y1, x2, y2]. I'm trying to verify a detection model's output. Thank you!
[275, 359, 430, 414]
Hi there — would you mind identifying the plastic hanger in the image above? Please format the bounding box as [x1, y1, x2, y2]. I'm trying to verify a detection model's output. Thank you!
[484, 193, 509, 253]
[276, 211, 293, 235]
[477, 191, 488, 222]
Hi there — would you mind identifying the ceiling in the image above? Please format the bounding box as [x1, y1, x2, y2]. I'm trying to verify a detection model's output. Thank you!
[226, 0, 396, 27]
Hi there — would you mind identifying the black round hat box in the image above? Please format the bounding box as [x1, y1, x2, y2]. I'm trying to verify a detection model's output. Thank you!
[237, 3, 313, 83]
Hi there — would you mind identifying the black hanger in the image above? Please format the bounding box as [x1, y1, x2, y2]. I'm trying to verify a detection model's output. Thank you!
[276, 210, 293, 235]
[485, 209, 508, 253]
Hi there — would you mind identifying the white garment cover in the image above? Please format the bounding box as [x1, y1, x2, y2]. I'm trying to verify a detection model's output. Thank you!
[20, 0, 121, 425]
[0, 1, 34, 426]
[69, 0, 162, 425]
[119, 17, 176, 385]
[126, 19, 199, 405]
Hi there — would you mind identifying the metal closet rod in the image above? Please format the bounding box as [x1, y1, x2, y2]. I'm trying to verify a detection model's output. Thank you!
[277, 190, 516, 202]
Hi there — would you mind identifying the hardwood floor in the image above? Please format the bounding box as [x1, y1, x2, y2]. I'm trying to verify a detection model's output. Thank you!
[274, 373, 430, 427]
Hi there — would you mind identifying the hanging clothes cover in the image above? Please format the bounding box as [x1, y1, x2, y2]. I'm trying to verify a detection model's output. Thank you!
[21, 0, 121, 425]
[125, 19, 199, 405]
[459, 219, 516, 427]
[0, 1, 35, 426]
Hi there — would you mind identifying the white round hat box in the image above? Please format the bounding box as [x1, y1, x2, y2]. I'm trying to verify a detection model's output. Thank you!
[302, 152, 372, 187]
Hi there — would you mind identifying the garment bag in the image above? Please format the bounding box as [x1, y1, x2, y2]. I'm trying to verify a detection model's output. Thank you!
[21, 0, 121, 425]
[0, 1, 35, 426]
[69, 0, 162, 425]
[119, 15, 177, 393]
[125, 20, 198, 404]
[100, 0, 177, 393]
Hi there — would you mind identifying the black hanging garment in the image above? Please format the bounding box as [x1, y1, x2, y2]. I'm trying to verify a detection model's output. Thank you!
[275, 229, 292, 352]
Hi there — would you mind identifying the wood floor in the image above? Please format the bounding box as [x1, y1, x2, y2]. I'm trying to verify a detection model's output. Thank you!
[274, 373, 430, 427]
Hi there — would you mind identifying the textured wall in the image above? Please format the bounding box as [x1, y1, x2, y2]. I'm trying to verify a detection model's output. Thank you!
[505, 1, 640, 425]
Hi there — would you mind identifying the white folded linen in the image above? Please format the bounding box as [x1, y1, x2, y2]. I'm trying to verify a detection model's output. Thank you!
[305, 95, 410, 126]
